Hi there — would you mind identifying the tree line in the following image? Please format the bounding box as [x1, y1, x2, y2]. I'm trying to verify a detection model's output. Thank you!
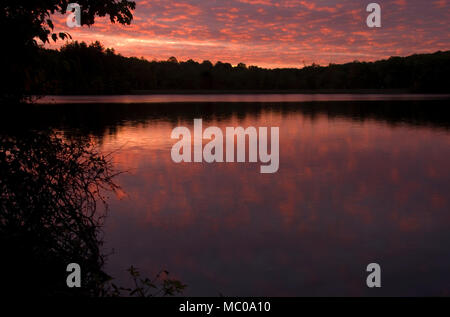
[31, 41, 450, 95]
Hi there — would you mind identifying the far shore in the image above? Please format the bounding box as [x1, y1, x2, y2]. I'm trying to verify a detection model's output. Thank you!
[102, 89, 414, 95]
[29, 92, 450, 105]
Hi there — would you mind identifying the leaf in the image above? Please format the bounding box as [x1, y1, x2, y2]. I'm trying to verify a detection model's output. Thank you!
[39, 34, 48, 43]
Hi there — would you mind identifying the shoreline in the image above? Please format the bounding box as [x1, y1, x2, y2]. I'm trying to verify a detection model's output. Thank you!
[129, 89, 414, 95]
[31, 93, 450, 105]
[33, 89, 419, 97]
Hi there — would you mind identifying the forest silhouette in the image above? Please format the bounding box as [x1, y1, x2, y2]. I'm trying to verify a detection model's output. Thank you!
[29, 42, 450, 96]
[2, 0, 449, 103]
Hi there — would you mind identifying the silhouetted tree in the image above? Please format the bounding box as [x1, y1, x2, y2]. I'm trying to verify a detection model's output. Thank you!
[0, 131, 119, 295]
[1, 0, 136, 103]
[0, 130, 187, 296]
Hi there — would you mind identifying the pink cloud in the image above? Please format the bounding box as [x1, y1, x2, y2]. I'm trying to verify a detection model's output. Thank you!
[46, 0, 450, 68]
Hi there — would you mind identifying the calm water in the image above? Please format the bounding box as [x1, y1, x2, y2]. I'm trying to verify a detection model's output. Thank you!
[15, 96, 450, 295]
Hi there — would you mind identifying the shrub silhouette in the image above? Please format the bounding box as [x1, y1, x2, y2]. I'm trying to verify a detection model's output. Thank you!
[0, 132, 118, 296]
[0, 131, 187, 296]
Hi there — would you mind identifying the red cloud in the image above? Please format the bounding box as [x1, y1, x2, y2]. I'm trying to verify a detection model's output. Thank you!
[46, 0, 450, 68]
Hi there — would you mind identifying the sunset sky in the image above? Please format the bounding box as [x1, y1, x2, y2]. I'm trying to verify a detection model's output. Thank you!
[48, 0, 450, 68]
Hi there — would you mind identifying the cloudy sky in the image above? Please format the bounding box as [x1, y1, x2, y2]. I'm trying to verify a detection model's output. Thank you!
[49, 0, 450, 68]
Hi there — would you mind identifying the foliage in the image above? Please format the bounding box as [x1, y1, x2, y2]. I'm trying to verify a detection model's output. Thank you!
[104, 266, 187, 297]
[0, 130, 187, 296]
[1, 0, 135, 103]
[0, 131, 119, 296]
[1, 0, 135, 45]
[32, 42, 450, 95]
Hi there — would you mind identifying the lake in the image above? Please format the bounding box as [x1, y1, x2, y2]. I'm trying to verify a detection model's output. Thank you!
[7, 95, 450, 296]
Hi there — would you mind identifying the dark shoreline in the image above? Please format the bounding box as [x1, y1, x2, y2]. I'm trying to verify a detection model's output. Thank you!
[29, 92, 450, 105]
[34, 89, 413, 96]
[129, 89, 412, 95]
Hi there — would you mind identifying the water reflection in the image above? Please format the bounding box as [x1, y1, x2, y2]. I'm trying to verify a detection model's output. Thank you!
[2, 99, 450, 296]
[3, 100, 450, 140]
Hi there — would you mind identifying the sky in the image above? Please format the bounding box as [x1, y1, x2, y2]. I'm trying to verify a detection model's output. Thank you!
[48, 0, 450, 68]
